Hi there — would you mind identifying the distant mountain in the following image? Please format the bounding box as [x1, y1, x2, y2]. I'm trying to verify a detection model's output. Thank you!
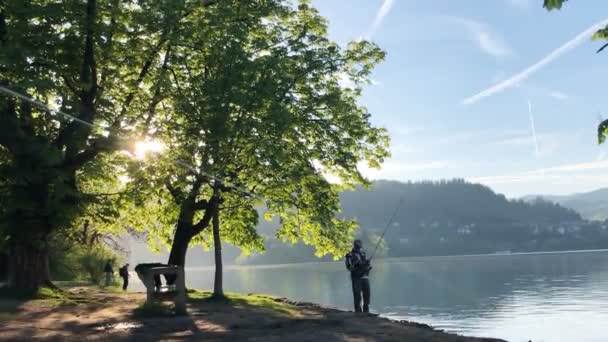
[523, 188, 608, 221]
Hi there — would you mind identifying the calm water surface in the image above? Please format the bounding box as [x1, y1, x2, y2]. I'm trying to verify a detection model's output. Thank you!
[135, 250, 608, 342]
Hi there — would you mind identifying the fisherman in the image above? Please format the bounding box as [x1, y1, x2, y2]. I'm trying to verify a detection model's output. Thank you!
[345, 239, 372, 313]
[119, 263, 130, 291]
[103, 260, 113, 287]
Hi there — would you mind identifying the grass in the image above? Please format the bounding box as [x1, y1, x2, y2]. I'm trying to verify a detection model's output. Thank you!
[0, 284, 66, 301]
[1, 283, 301, 323]
[0, 285, 73, 322]
[187, 289, 300, 317]
[133, 301, 175, 317]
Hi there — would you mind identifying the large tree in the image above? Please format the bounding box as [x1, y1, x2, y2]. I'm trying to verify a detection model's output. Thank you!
[0, 0, 208, 291]
[128, 0, 389, 294]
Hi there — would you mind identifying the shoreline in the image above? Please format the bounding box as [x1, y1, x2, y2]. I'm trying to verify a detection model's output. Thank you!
[184, 248, 608, 271]
[0, 285, 506, 341]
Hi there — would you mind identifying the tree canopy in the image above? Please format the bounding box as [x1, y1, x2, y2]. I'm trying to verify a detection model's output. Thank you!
[0, 0, 389, 290]
[126, 0, 389, 271]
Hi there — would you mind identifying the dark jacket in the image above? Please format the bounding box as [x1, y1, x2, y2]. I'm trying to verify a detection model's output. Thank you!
[104, 262, 113, 273]
[345, 249, 371, 278]
[119, 265, 129, 278]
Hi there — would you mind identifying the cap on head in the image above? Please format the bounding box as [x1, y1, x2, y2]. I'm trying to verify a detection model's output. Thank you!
[353, 239, 363, 249]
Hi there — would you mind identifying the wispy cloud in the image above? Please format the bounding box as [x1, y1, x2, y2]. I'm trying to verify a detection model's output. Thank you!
[496, 130, 576, 158]
[522, 84, 572, 101]
[463, 17, 608, 105]
[507, 0, 531, 10]
[366, 0, 395, 39]
[360, 160, 449, 179]
[548, 90, 570, 101]
[445, 17, 513, 57]
[389, 124, 428, 136]
[469, 160, 608, 185]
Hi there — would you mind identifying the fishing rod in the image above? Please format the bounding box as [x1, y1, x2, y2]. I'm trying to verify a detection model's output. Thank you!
[369, 195, 404, 260]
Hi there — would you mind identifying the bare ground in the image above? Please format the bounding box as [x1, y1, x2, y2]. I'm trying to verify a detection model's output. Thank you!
[0, 287, 505, 342]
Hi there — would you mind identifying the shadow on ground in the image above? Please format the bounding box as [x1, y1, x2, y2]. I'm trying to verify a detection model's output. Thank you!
[0, 287, 504, 342]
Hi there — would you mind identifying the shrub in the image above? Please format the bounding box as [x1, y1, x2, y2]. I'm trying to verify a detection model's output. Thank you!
[78, 246, 121, 285]
[49, 244, 122, 284]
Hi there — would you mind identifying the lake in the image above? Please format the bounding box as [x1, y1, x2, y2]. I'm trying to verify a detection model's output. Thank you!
[133, 250, 608, 342]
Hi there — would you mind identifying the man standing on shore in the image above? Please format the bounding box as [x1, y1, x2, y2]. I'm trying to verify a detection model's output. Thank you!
[345, 239, 372, 313]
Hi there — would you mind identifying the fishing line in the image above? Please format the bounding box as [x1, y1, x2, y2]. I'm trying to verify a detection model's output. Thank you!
[369, 195, 404, 260]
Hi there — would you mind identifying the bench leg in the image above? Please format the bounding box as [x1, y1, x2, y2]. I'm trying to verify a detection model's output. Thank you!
[145, 273, 154, 303]
[175, 267, 186, 315]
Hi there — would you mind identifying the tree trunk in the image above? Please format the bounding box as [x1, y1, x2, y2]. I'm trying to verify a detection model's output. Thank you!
[7, 243, 53, 293]
[212, 208, 224, 298]
[167, 222, 192, 268]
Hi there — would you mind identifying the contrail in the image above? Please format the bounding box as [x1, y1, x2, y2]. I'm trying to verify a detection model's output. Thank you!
[366, 0, 395, 39]
[463, 17, 608, 105]
[528, 99, 539, 158]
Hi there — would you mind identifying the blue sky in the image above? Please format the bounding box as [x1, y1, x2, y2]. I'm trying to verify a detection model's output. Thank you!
[311, 0, 608, 197]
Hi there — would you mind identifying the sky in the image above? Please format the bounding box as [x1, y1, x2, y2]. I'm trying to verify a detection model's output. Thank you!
[310, 0, 608, 198]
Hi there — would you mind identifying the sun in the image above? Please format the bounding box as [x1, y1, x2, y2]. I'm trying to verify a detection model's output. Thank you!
[134, 139, 165, 160]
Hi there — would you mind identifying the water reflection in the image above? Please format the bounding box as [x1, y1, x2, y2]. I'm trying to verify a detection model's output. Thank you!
[178, 251, 608, 342]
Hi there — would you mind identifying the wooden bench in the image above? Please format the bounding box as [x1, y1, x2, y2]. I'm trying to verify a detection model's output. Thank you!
[137, 265, 186, 315]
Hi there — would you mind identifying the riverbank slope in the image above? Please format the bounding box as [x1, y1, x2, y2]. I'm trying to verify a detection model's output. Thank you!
[0, 285, 505, 341]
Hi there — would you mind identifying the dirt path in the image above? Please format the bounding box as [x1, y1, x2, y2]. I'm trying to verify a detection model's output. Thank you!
[0, 287, 505, 342]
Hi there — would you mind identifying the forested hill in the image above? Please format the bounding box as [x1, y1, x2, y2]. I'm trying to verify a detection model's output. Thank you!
[340, 179, 581, 229]
[522, 188, 608, 221]
[236, 180, 608, 264]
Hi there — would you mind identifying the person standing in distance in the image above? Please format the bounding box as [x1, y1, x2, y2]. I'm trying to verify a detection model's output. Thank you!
[345, 239, 372, 313]
[119, 263, 130, 291]
[103, 260, 113, 287]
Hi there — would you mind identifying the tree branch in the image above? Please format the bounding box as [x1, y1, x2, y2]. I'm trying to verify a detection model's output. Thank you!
[191, 199, 217, 237]
[164, 179, 183, 204]
[141, 45, 172, 135]
[0, 96, 26, 152]
[63, 135, 125, 170]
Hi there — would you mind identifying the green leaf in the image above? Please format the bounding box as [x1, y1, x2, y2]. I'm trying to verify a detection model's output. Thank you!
[543, 0, 568, 10]
[598, 119, 608, 145]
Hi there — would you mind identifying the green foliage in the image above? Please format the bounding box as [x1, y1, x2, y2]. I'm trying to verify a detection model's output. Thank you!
[543, 0, 568, 10]
[598, 119, 608, 145]
[0, 0, 184, 278]
[359, 230, 389, 259]
[1, 0, 388, 286]
[126, 0, 389, 263]
[78, 246, 120, 285]
[0, 284, 66, 301]
[543, 0, 608, 54]
[542, 1, 608, 151]
[49, 244, 120, 284]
